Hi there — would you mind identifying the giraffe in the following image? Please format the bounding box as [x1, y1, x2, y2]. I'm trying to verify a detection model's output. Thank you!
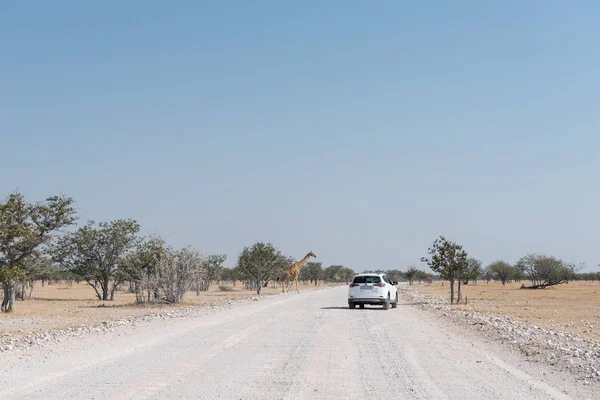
[282, 251, 317, 293]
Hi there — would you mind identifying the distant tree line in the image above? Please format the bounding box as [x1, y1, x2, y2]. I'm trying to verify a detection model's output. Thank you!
[358, 267, 436, 285]
[3, 192, 597, 311]
[481, 257, 595, 286]
[421, 235, 588, 304]
[574, 272, 600, 281]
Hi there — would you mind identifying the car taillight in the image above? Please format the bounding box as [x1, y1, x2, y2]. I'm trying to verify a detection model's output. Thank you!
[373, 283, 385, 287]
[349, 283, 360, 287]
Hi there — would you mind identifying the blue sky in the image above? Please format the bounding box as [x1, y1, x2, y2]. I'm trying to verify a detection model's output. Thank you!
[2, 1, 599, 272]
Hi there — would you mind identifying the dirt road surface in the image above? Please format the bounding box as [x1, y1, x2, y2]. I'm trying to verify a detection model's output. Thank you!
[1, 287, 596, 399]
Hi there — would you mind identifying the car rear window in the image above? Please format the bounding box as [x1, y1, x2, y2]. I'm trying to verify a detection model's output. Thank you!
[352, 276, 381, 284]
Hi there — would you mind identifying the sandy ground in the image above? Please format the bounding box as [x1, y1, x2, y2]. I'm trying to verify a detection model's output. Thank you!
[413, 281, 600, 341]
[1, 286, 597, 399]
[0, 280, 331, 336]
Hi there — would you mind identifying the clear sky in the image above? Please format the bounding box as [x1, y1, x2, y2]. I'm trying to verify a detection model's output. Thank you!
[2, 1, 599, 272]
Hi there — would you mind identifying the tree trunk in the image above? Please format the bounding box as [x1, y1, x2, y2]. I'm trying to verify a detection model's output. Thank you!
[9, 281, 15, 311]
[1, 283, 10, 312]
[449, 279, 455, 304]
[457, 280, 462, 304]
[133, 281, 144, 304]
[256, 279, 262, 295]
[520, 283, 557, 289]
[110, 279, 120, 301]
[1, 280, 17, 312]
[101, 278, 109, 301]
[28, 279, 36, 299]
[16, 281, 26, 301]
[86, 280, 103, 300]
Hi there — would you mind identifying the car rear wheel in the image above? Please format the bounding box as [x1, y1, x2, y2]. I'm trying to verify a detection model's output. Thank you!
[391, 293, 398, 308]
[383, 294, 390, 310]
[349, 302, 356, 309]
[359, 304, 365, 309]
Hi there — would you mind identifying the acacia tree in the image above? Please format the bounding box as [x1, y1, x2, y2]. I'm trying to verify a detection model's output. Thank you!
[323, 265, 344, 282]
[421, 235, 468, 304]
[17, 254, 53, 300]
[196, 254, 227, 293]
[301, 261, 323, 285]
[488, 261, 514, 286]
[462, 258, 481, 284]
[385, 269, 405, 284]
[51, 219, 140, 301]
[158, 246, 204, 303]
[221, 267, 241, 286]
[0, 192, 76, 312]
[482, 265, 494, 284]
[237, 242, 285, 295]
[455, 257, 481, 303]
[405, 266, 419, 285]
[516, 254, 580, 289]
[340, 267, 356, 284]
[121, 235, 166, 303]
[415, 269, 433, 284]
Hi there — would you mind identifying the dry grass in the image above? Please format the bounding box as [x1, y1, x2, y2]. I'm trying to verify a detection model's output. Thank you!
[0, 280, 335, 336]
[413, 281, 600, 341]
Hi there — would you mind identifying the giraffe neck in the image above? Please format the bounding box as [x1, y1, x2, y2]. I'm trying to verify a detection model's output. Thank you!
[294, 254, 312, 270]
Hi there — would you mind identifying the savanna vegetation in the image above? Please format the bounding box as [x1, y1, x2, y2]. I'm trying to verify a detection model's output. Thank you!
[0, 191, 353, 313]
[3, 192, 596, 313]
[421, 235, 589, 304]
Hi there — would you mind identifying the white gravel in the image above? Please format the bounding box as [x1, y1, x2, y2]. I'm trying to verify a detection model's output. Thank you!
[0, 291, 300, 354]
[0, 286, 597, 399]
[401, 285, 600, 384]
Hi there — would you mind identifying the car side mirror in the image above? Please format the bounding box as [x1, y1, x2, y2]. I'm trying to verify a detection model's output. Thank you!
[392, 282, 398, 285]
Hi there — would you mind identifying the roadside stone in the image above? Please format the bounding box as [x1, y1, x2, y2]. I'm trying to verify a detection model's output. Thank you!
[400, 285, 600, 383]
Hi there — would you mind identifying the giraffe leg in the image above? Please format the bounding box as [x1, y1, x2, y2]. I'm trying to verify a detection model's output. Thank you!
[295, 279, 299, 294]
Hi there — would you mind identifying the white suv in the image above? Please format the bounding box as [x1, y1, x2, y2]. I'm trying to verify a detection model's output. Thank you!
[348, 273, 398, 310]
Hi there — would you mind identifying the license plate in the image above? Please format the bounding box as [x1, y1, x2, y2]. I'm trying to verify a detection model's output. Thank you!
[360, 285, 372, 290]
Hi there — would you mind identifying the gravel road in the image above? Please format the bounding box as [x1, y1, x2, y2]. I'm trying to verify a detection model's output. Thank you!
[1, 286, 596, 399]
